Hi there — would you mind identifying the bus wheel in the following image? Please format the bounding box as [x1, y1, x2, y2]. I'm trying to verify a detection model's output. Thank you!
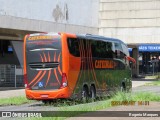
[90, 86, 96, 101]
[82, 87, 89, 103]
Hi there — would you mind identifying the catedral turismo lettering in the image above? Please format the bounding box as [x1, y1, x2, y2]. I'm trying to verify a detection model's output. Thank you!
[28, 36, 57, 40]
[95, 60, 115, 69]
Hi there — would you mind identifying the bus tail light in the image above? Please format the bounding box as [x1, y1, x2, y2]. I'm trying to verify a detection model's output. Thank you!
[60, 73, 67, 88]
[24, 74, 30, 89]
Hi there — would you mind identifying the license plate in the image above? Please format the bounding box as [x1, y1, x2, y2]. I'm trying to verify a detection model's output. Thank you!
[41, 94, 48, 98]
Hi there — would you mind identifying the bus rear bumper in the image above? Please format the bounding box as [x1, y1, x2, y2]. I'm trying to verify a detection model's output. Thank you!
[25, 87, 70, 100]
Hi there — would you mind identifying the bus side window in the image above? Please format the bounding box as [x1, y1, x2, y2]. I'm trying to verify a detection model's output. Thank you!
[67, 38, 80, 57]
[91, 40, 114, 59]
[105, 42, 113, 58]
[91, 40, 98, 58]
[114, 43, 126, 60]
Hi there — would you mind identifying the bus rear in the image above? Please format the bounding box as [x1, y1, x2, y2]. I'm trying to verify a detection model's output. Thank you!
[23, 33, 69, 100]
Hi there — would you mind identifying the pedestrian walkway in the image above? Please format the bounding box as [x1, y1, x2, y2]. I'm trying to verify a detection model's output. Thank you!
[0, 88, 25, 99]
[132, 78, 156, 87]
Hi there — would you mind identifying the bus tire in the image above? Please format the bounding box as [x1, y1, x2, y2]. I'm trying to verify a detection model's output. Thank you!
[82, 86, 89, 103]
[90, 86, 96, 101]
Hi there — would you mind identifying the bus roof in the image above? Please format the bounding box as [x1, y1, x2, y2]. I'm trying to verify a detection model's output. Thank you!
[25, 32, 127, 46]
[77, 34, 126, 45]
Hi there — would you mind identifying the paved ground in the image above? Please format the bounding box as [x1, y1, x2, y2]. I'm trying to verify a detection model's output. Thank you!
[0, 88, 25, 99]
[133, 85, 160, 95]
[132, 78, 157, 87]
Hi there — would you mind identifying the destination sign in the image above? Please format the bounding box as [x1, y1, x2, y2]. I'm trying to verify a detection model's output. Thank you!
[28, 36, 58, 40]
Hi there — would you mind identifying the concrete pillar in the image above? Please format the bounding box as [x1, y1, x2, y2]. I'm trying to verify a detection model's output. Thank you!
[11, 41, 23, 67]
[132, 48, 139, 77]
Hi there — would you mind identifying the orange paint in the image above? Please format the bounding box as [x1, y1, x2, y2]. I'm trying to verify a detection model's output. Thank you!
[32, 71, 47, 87]
[61, 33, 81, 93]
[45, 70, 51, 87]
[54, 52, 56, 62]
[58, 66, 62, 76]
[25, 87, 70, 100]
[43, 52, 47, 62]
[48, 52, 51, 62]
[25, 33, 81, 100]
[40, 54, 44, 62]
[89, 44, 99, 88]
[23, 35, 28, 76]
[54, 69, 60, 85]
[29, 71, 42, 85]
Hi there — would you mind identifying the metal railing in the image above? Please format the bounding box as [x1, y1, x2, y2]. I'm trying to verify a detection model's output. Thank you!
[0, 64, 23, 87]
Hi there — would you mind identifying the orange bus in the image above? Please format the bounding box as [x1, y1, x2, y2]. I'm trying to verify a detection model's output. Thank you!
[23, 32, 134, 103]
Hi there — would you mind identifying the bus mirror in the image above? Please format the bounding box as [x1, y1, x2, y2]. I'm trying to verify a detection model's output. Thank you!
[126, 56, 136, 64]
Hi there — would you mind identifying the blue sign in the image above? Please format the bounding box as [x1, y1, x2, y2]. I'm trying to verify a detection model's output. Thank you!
[139, 44, 160, 52]
[128, 48, 132, 52]
[8, 46, 13, 52]
[38, 82, 43, 87]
